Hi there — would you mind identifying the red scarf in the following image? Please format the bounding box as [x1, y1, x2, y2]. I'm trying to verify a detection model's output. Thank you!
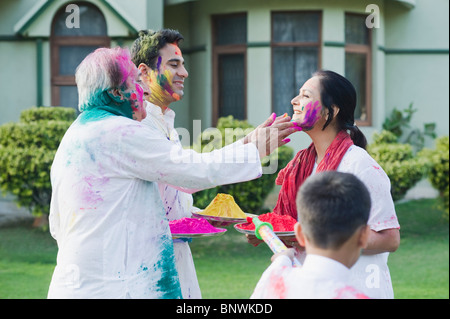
[273, 130, 354, 219]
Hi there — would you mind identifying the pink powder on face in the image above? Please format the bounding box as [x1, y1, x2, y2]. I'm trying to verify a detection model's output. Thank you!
[135, 82, 144, 104]
[169, 217, 225, 234]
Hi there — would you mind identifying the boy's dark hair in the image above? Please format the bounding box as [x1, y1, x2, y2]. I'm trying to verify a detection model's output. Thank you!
[296, 171, 371, 250]
[130, 29, 184, 70]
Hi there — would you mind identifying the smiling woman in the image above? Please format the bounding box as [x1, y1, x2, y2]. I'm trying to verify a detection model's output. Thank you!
[246, 70, 400, 299]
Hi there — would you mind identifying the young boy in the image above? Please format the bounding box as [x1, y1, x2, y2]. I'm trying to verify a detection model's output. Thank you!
[251, 171, 371, 299]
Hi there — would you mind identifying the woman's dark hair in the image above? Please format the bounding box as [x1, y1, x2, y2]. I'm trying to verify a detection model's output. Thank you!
[313, 69, 368, 149]
[130, 29, 184, 70]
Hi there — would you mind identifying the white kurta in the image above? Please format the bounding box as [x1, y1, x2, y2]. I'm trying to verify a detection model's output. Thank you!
[339, 145, 399, 299]
[300, 145, 400, 299]
[251, 254, 369, 299]
[142, 102, 202, 299]
[48, 111, 262, 299]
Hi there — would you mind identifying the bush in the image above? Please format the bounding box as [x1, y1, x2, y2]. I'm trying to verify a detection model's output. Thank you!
[0, 107, 76, 216]
[368, 130, 428, 201]
[192, 116, 294, 213]
[419, 136, 449, 218]
[382, 103, 436, 152]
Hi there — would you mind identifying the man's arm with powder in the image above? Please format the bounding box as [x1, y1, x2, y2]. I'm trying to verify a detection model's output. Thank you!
[166, 139, 252, 193]
[119, 124, 263, 190]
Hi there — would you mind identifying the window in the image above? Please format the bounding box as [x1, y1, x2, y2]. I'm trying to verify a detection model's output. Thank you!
[51, 3, 109, 112]
[345, 13, 372, 125]
[212, 13, 247, 125]
[271, 12, 321, 116]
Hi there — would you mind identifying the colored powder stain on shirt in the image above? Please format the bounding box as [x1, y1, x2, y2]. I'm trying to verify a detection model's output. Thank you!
[238, 212, 297, 232]
[334, 285, 370, 299]
[154, 234, 183, 299]
[79, 90, 134, 124]
[269, 272, 287, 299]
[169, 217, 224, 234]
[79, 108, 113, 124]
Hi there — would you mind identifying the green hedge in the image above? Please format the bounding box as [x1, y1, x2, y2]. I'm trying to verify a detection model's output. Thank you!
[368, 130, 428, 201]
[0, 121, 71, 149]
[419, 136, 449, 218]
[19, 106, 77, 123]
[0, 107, 76, 216]
[192, 116, 294, 213]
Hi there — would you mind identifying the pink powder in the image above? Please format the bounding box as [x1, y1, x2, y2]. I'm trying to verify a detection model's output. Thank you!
[169, 217, 224, 234]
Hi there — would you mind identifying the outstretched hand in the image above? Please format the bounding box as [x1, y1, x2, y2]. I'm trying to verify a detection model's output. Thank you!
[243, 113, 302, 158]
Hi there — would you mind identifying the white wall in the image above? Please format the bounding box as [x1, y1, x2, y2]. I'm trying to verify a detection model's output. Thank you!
[384, 0, 449, 139]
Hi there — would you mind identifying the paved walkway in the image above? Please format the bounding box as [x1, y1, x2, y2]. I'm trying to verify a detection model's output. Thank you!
[0, 179, 439, 228]
[0, 194, 34, 228]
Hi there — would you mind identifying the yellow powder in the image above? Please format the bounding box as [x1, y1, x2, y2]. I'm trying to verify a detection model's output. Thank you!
[200, 193, 247, 218]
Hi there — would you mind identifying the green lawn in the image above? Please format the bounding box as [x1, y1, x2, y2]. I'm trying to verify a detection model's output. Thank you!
[388, 199, 449, 299]
[0, 198, 448, 299]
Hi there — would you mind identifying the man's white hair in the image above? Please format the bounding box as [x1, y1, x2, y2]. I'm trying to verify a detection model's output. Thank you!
[75, 47, 136, 111]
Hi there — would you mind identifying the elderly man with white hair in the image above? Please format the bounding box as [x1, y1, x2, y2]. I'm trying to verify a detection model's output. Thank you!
[47, 47, 298, 299]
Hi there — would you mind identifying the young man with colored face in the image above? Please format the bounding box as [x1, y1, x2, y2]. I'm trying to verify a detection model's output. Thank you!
[131, 29, 300, 298]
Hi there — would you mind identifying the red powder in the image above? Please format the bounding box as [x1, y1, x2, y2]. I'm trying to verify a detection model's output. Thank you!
[169, 217, 224, 234]
[237, 212, 296, 232]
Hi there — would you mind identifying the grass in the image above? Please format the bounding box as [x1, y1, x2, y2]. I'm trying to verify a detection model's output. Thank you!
[0, 225, 57, 298]
[388, 199, 449, 299]
[0, 198, 448, 299]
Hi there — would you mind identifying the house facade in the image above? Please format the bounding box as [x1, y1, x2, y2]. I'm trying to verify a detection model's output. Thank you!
[0, 0, 448, 150]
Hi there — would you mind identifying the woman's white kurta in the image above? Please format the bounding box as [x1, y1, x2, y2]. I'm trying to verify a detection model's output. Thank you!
[48, 113, 262, 298]
[299, 145, 399, 299]
[337, 145, 400, 299]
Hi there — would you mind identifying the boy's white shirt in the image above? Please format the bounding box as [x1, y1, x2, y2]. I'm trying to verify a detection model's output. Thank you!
[251, 254, 369, 299]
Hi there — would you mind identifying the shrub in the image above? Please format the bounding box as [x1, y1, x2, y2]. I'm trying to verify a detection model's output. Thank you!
[368, 130, 428, 201]
[192, 116, 294, 213]
[20, 106, 77, 123]
[382, 103, 436, 152]
[0, 107, 76, 216]
[419, 136, 449, 218]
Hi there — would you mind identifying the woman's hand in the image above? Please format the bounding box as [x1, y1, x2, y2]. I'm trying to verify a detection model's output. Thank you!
[245, 233, 305, 251]
[246, 234, 263, 247]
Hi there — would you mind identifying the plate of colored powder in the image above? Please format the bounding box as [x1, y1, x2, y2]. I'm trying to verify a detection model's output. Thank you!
[192, 211, 257, 223]
[193, 193, 253, 223]
[169, 217, 227, 238]
[234, 212, 296, 237]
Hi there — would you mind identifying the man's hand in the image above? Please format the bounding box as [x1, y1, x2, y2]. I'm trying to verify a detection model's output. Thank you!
[243, 113, 302, 158]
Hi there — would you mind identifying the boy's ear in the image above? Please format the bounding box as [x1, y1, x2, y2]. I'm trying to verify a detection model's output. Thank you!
[294, 222, 307, 247]
[359, 225, 370, 249]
